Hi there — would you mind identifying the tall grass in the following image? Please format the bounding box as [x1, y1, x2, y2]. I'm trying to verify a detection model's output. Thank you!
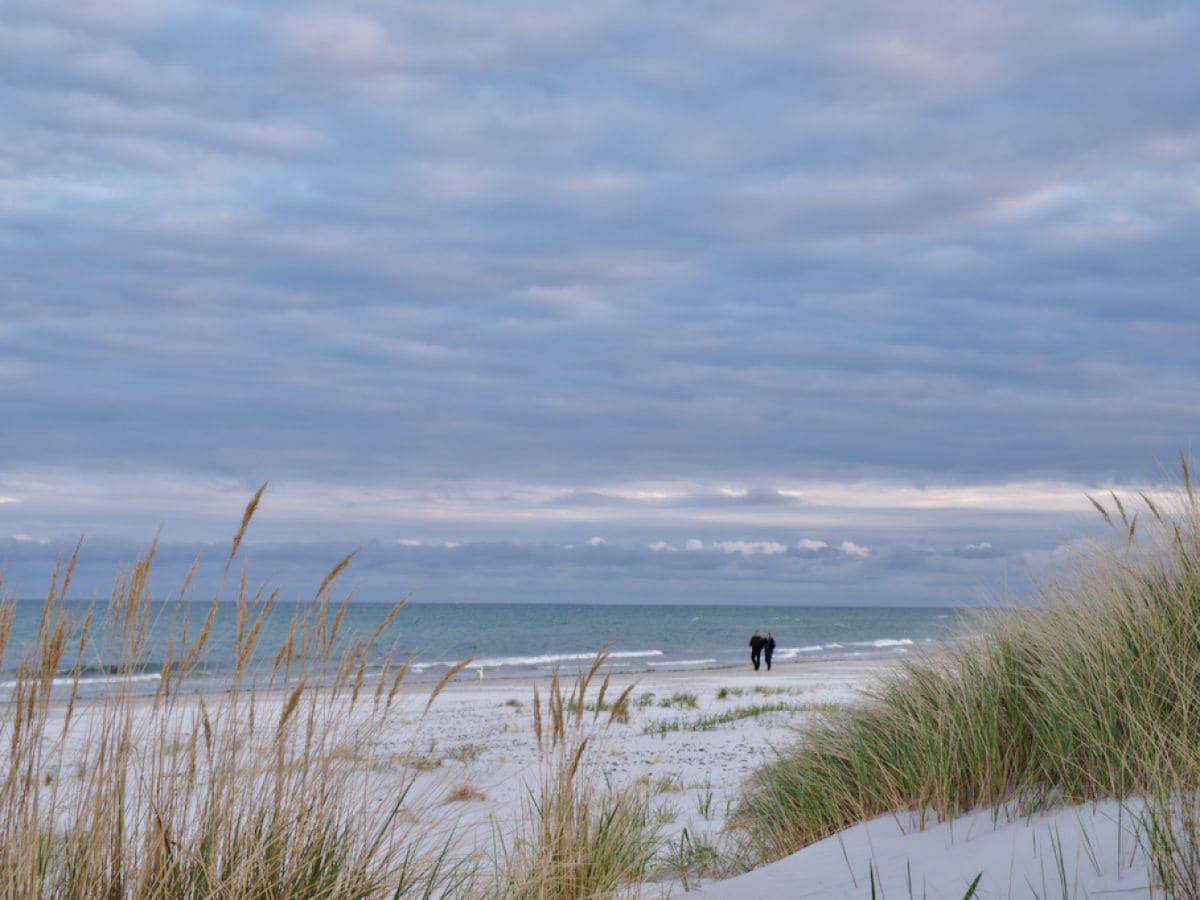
[489, 652, 662, 899]
[0, 488, 667, 899]
[735, 456, 1200, 892]
[0, 486, 465, 899]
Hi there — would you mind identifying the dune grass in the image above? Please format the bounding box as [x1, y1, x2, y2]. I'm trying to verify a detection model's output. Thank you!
[488, 653, 663, 899]
[0, 486, 474, 898]
[643, 701, 822, 737]
[0, 488, 665, 899]
[734, 457, 1200, 893]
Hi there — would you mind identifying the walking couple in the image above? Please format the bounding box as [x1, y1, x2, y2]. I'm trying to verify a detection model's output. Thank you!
[749, 630, 776, 671]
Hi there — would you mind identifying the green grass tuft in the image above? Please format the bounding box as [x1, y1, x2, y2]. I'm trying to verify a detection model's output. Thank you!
[734, 459, 1200, 896]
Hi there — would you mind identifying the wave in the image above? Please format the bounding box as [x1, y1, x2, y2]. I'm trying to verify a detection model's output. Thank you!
[645, 658, 718, 667]
[412, 649, 665, 672]
[0, 672, 162, 690]
[772, 638, 916, 660]
[69, 663, 164, 678]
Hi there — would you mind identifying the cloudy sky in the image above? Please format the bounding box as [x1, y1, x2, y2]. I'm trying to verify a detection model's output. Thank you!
[2, 0, 1198, 606]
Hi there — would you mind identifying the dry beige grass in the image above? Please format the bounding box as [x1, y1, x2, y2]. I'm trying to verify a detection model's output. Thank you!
[0, 486, 679, 900]
[0, 486, 471, 899]
[444, 783, 488, 804]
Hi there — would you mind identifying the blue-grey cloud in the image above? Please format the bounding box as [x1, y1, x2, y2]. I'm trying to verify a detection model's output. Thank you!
[2, 0, 1198, 604]
[0, 526, 1050, 608]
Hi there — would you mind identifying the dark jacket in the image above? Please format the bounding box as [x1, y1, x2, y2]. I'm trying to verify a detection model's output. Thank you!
[750, 634, 764, 652]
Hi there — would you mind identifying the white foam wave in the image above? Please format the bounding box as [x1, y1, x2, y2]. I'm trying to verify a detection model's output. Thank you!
[645, 658, 717, 667]
[0, 673, 162, 690]
[770, 638, 916, 660]
[413, 649, 664, 672]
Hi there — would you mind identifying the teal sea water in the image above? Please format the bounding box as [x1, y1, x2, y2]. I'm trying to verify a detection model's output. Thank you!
[1, 601, 971, 697]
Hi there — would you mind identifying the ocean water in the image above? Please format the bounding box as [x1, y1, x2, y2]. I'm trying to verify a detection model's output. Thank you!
[0, 600, 972, 697]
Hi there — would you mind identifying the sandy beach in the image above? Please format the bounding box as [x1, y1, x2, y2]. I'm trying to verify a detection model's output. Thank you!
[9, 655, 1162, 897]
[359, 659, 894, 879]
[388, 662, 1161, 898]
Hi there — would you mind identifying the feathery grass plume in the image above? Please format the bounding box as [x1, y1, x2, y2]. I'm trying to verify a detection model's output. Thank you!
[1087, 492, 1113, 527]
[1111, 489, 1129, 528]
[495, 654, 660, 898]
[175, 591, 220, 691]
[367, 593, 411, 646]
[276, 681, 306, 740]
[226, 480, 267, 571]
[363, 598, 410, 707]
[608, 683, 636, 726]
[734, 455, 1200, 877]
[0, 487, 473, 899]
[425, 657, 474, 715]
[1183, 449, 1194, 507]
[593, 671, 612, 722]
[0, 596, 15, 693]
[384, 658, 411, 711]
[1141, 491, 1164, 523]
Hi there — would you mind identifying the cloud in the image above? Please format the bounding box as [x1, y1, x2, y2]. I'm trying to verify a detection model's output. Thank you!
[837, 541, 871, 558]
[278, 12, 393, 71]
[2, 0, 1198, 606]
[711, 541, 789, 556]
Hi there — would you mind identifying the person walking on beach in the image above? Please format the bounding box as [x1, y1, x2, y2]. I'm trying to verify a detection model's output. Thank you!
[749, 630, 764, 670]
[764, 632, 776, 671]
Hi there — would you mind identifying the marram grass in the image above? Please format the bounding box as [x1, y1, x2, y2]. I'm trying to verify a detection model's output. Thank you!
[0, 488, 660, 900]
[0, 486, 464, 899]
[734, 456, 1200, 895]
[488, 653, 662, 899]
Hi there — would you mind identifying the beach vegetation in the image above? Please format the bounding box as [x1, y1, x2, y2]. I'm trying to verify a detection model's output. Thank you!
[576, 695, 631, 723]
[0, 487, 681, 899]
[394, 750, 445, 772]
[718, 685, 800, 701]
[490, 657, 662, 898]
[735, 457, 1200, 893]
[653, 775, 684, 794]
[658, 691, 699, 709]
[660, 826, 725, 890]
[0, 484, 471, 898]
[444, 783, 488, 804]
[644, 701, 816, 736]
[445, 743, 486, 764]
[753, 684, 801, 696]
[695, 780, 716, 820]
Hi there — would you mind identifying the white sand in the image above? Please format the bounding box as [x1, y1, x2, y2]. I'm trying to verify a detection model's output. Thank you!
[7, 659, 1163, 897]
[386, 660, 891, 861]
[690, 800, 1154, 898]
[395, 662, 1159, 898]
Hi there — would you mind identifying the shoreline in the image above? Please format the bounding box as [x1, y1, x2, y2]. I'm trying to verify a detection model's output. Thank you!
[3, 650, 1160, 896]
[4, 655, 902, 890]
[9, 649, 925, 705]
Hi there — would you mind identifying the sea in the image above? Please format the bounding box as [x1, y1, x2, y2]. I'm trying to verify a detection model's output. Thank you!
[0, 601, 974, 698]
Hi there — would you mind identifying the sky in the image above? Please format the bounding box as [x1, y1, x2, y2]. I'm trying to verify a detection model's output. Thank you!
[2, 0, 1199, 607]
